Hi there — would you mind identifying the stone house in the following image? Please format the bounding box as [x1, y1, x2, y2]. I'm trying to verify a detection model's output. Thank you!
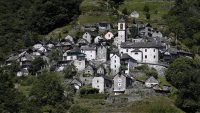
[120, 54, 137, 75]
[65, 35, 74, 44]
[73, 58, 85, 71]
[96, 45, 107, 62]
[20, 52, 35, 69]
[92, 76, 112, 93]
[79, 76, 94, 86]
[145, 76, 159, 88]
[81, 45, 96, 61]
[83, 32, 92, 43]
[97, 22, 112, 31]
[94, 36, 104, 44]
[113, 74, 133, 95]
[77, 38, 89, 47]
[84, 63, 95, 76]
[63, 48, 85, 61]
[110, 53, 121, 75]
[130, 11, 139, 18]
[70, 78, 82, 90]
[152, 31, 163, 38]
[96, 65, 106, 75]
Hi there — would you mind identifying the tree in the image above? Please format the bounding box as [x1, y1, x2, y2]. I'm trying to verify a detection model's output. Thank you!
[63, 65, 77, 79]
[146, 13, 151, 20]
[48, 49, 63, 62]
[166, 57, 200, 113]
[29, 72, 72, 112]
[122, 8, 128, 15]
[69, 105, 91, 113]
[31, 57, 47, 75]
[143, 5, 150, 13]
[0, 68, 24, 113]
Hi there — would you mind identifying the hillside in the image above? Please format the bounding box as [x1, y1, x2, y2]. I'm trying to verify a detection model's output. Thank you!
[47, 0, 174, 39]
[74, 96, 184, 113]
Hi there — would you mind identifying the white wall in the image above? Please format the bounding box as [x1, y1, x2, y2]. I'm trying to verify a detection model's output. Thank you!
[74, 60, 85, 71]
[82, 50, 96, 60]
[110, 54, 121, 75]
[83, 32, 91, 43]
[142, 48, 159, 64]
[92, 77, 104, 93]
[120, 48, 159, 64]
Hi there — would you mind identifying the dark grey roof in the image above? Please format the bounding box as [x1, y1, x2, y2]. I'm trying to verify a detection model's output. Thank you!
[81, 45, 96, 51]
[146, 76, 159, 83]
[118, 18, 125, 22]
[121, 42, 161, 48]
[121, 54, 137, 63]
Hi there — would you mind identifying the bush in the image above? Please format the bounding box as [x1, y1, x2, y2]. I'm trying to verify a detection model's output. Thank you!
[69, 105, 90, 113]
[80, 94, 108, 99]
[80, 86, 99, 96]
[145, 68, 158, 79]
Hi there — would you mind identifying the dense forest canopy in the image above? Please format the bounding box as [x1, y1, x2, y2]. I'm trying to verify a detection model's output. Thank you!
[0, 0, 82, 62]
[165, 0, 200, 53]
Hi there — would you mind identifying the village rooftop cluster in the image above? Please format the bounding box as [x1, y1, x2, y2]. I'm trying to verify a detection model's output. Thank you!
[5, 18, 192, 95]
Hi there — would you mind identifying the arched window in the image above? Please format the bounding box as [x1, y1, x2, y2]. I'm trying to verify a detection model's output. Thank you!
[120, 23, 123, 30]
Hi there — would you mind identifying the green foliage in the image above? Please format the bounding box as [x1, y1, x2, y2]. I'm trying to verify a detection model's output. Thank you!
[80, 94, 108, 99]
[29, 72, 72, 112]
[126, 96, 184, 113]
[48, 49, 63, 62]
[165, 0, 200, 50]
[122, 7, 128, 15]
[69, 105, 91, 113]
[166, 57, 200, 113]
[146, 13, 151, 20]
[0, 68, 24, 113]
[30, 57, 46, 75]
[0, 0, 82, 62]
[136, 64, 158, 79]
[63, 65, 77, 79]
[80, 86, 99, 96]
[143, 5, 150, 13]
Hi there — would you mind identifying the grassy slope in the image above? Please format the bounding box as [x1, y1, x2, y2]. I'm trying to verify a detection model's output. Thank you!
[120, 0, 174, 25]
[74, 96, 184, 113]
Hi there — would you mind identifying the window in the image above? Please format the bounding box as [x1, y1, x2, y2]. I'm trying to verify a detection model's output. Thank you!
[145, 55, 147, 59]
[115, 56, 116, 58]
[120, 23, 123, 30]
[118, 79, 122, 82]
[118, 83, 121, 86]
[145, 49, 147, 52]
[97, 80, 99, 83]
[97, 85, 99, 88]
[114, 60, 116, 63]
[154, 49, 156, 52]
[154, 55, 156, 59]
[126, 49, 128, 52]
[135, 52, 138, 55]
[115, 65, 116, 68]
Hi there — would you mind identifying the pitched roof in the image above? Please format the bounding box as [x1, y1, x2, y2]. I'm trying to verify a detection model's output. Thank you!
[121, 42, 161, 48]
[146, 76, 159, 84]
[81, 45, 96, 51]
[121, 54, 137, 62]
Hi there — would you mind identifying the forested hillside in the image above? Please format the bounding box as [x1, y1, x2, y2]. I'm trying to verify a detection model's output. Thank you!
[0, 0, 82, 62]
[165, 0, 200, 53]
